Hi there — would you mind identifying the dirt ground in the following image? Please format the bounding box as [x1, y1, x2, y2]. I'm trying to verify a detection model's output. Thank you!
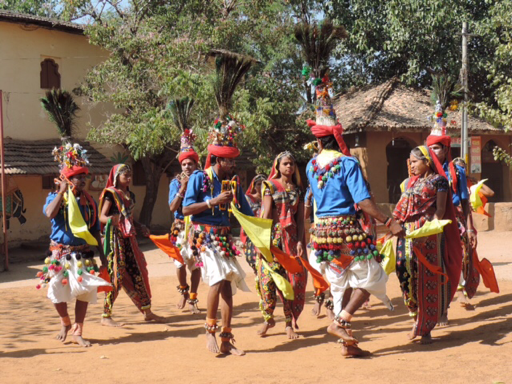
[0, 231, 511, 384]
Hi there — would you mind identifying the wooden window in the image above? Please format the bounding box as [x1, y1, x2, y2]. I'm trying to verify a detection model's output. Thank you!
[42, 175, 57, 190]
[40, 59, 61, 89]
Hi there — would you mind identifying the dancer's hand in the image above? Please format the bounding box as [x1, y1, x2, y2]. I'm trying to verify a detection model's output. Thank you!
[179, 175, 189, 191]
[297, 241, 305, 258]
[110, 214, 120, 226]
[389, 220, 406, 238]
[212, 191, 233, 206]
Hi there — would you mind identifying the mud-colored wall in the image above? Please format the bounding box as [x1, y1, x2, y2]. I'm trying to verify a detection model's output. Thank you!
[0, 22, 110, 141]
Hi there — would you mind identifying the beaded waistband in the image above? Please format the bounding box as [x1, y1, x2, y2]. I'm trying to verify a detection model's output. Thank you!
[191, 222, 231, 235]
[49, 241, 90, 253]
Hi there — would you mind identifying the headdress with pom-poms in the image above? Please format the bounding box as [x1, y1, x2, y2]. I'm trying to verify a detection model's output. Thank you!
[52, 140, 90, 178]
[203, 49, 258, 169]
[169, 97, 199, 164]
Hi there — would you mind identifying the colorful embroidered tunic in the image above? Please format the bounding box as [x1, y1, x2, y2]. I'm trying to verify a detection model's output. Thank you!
[256, 180, 307, 325]
[393, 173, 450, 336]
[100, 187, 152, 316]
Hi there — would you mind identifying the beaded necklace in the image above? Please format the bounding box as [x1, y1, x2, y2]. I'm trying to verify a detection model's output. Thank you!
[310, 154, 345, 189]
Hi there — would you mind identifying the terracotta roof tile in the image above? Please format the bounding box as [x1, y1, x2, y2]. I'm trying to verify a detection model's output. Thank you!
[0, 10, 84, 34]
[334, 78, 511, 135]
[2, 139, 113, 175]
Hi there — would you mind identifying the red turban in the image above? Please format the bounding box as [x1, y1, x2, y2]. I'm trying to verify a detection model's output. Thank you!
[426, 134, 458, 193]
[178, 150, 199, 164]
[61, 165, 89, 179]
[308, 120, 350, 157]
[204, 145, 240, 169]
[426, 134, 451, 148]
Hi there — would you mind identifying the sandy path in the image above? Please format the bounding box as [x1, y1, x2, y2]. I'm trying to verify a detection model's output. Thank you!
[0, 231, 511, 384]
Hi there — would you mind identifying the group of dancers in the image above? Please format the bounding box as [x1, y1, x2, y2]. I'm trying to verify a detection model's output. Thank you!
[37, 54, 497, 358]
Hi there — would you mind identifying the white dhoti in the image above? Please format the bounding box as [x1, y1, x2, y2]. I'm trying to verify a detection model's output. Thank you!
[44, 247, 111, 304]
[199, 246, 250, 294]
[309, 252, 391, 315]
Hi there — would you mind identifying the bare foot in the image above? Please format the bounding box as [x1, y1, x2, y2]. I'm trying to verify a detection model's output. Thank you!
[326, 307, 335, 320]
[311, 301, 323, 317]
[327, 323, 357, 345]
[286, 326, 300, 339]
[56, 324, 71, 342]
[188, 301, 201, 314]
[220, 341, 245, 356]
[420, 333, 433, 344]
[177, 292, 189, 310]
[362, 299, 372, 310]
[257, 318, 275, 337]
[438, 313, 449, 327]
[143, 311, 166, 323]
[341, 344, 370, 358]
[312, 294, 324, 317]
[73, 335, 92, 347]
[407, 323, 418, 341]
[101, 317, 125, 327]
[206, 332, 220, 354]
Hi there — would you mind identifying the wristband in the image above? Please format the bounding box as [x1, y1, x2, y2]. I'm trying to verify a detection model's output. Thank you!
[384, 217, 392, 228]
[206, 200, 212, 209]
[177, 192, 184, 199]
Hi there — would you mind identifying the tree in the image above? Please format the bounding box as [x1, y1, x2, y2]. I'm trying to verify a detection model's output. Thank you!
[326, 0, 494, 99]
[0, 0, 60, 18]
[66, 0, 313, 225]
[473, 0, 512, 131]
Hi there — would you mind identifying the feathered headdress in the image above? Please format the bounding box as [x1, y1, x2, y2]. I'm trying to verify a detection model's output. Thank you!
[295, 19, 350, 156]
[427, 73, 459, 136]
[426, 73, 460, 193]
[169, 97, 199, 164]
[204, 49, 257, 168]
[52, 140, 90, 178]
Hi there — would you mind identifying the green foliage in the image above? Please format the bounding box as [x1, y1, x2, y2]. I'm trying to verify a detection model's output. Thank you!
[72, 0, 311, 175]
[0, 0, 59, 18]
[492, 145, 512, 167]
[327, 0, 493, 96]
[473, 0, 512, 131]
[40, 89, 80, 138]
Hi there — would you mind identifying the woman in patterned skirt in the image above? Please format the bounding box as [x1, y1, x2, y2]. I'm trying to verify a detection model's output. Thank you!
[99, 164, 164, 326]
[393, 146, 462, 343]
[257, 152, 307, 339]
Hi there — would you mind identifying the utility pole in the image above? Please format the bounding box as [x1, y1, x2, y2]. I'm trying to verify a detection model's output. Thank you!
[461, 22, 469, 163]
[0, 90, 8, 271]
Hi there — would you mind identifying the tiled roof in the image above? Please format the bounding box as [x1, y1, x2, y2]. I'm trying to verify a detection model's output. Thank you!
[2, 139, 113, 175]
[334, 77, 511, 135]
[0, 10, 84, 34]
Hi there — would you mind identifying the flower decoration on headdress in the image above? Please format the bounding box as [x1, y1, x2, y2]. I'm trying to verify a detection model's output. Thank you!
[208, 114, 245, 149]
[52, 141, 90, 171]
[180, 128, 197, 152]
[303, 140, 319, 153]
